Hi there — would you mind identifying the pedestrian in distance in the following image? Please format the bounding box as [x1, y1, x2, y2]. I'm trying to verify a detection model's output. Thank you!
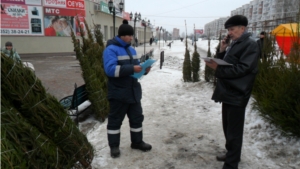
[149, 37, 153, 46]
[1, 41, 21, 62]
[205, 15, 259, 169]
[135, 37, 138, 47]
[257, 31, 265, 59]
[103, 19, 152, 158]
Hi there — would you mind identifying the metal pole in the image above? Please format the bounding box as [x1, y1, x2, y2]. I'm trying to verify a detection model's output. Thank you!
[163, 31, 164, 47]
[159, 30, 160, 49]
[144, 26, 146, 55]
[133, 18, 136, 47]
[113, 7, 115, 37]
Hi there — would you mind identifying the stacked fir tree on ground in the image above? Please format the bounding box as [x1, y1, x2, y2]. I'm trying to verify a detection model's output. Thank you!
[1, 53, 94, 168]
[71, 19, 109, 122]
[252, 30, 300, 138]
[183, 37, 192, 82]
[204, 38, 215, 82]
[191, 38, 200, 82]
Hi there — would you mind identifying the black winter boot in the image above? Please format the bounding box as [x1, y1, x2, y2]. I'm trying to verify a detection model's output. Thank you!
[131, 141, 152, 152]
[110, 147, 120, 158]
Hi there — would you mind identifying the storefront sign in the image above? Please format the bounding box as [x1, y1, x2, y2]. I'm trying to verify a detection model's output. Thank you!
[43, 0, 84, 9]
[100, 1, 110, 14]
[1, 0, 41, 5]
[1, 4, 44, 35]
[44, 7, 85, 16]
[195, 29, 203, 35]
[43, 0, 66, 7]
[100, 1, 122, 17]
[43, 0, 86, 36]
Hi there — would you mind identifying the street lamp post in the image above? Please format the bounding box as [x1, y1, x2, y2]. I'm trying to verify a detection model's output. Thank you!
[159, 26, 162, 49]
[130, 12, 141, 47]
[108, 0, 124, 37]
[162, 28, 165, 47]
[142, 19, 150, 55]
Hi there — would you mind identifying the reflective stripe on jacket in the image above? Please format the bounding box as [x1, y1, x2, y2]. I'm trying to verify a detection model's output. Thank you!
[103, 36, 142, 103]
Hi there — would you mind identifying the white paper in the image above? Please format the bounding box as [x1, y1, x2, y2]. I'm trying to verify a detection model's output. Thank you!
[201, 57, 232, 66]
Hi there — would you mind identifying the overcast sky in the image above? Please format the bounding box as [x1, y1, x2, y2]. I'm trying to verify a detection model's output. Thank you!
[125, 0, 252, 34]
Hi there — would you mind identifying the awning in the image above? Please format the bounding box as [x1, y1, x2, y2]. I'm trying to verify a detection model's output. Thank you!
[271, 23, 299, 36]
[271, 23, 300, 56]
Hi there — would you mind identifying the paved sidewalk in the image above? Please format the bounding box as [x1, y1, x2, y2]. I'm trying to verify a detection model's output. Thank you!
[21, 43, 157, 100]
[22, 55, 84, 100]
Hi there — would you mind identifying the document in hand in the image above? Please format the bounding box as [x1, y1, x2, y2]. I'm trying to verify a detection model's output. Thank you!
[132, 59, 157, 79]
[201, 57, 232, 66]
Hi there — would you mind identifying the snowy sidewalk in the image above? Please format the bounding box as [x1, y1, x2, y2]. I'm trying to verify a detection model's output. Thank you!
[82, 40, 300, 169]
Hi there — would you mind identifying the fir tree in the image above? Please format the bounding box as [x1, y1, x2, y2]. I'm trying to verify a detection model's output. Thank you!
[212, 42, 221, 86]
[252, 19, 300, 137]
[94, 25, 104, 47]
[1, 53, 94, 168]
[71, 18, 109, 122]
[204, 39, 215, 82]
[182, 37, 192, 82]
[1, 97, 74, 168]
[191, 38, 200, 82]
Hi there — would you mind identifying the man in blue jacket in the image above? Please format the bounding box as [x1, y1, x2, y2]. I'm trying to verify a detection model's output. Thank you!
[205, 15, 259, 169]
[103, 20, 152, 158]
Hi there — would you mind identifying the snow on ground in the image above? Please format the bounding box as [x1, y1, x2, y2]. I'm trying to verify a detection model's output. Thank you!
[80, 40, 300, 169]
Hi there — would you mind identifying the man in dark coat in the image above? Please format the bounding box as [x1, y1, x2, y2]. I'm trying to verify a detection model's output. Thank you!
[149, 37, 153, 46]
[135, 37, 138, 47]
[257, 31, 265, 58]
[205, 15, 259, 169]
[103, 20, 152, 158]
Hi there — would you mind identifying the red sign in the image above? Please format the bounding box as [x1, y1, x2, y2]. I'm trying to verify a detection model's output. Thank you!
[1, 4, 29, 29]
[1, 4, 44, 35]
[43, 0, 84, 9]
[66, 0, 84, 9]
[43, 0, 85, 36]
[122, 11, 130, 21]
[1, 0, 25, 5]
[44, 0, 66, 7]
[195, 29, 203, 35]
[44, 7, 85, 16]
[74, 15, 85, 36]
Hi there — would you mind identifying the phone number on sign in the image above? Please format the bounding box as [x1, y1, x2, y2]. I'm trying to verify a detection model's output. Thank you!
[1, 29, 30, 35]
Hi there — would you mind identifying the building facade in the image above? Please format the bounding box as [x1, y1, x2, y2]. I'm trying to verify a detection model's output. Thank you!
[172, 28, 180, 40]
[204, 17, 229, 39]
[1, 0, 153, 55]
[204, 0, 299, 37]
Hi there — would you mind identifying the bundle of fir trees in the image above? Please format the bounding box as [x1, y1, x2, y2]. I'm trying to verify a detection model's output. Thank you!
[1, 54, 94, 168]
[252, 28, 300, 137]
[1, 97, 71, 168]
[191, 37, 201, 82]
[182, 35, 201, 82]
[71, 19, 109, 122]
[183, 37, 192, 82]
[204, 38, 215, 82]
